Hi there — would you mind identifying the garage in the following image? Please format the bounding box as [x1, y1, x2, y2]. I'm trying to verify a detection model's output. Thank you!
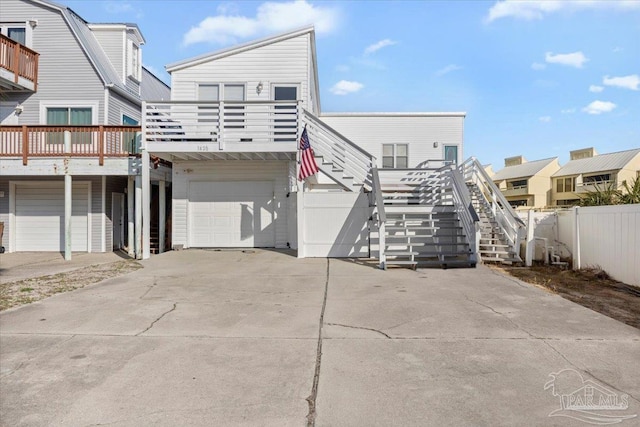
[14, 182, 90, 252]
[188, 181, 276, 247]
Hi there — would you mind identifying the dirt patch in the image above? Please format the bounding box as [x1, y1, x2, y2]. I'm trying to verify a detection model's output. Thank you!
[492, 265, 640, 329]
[0, 260, 142, 311]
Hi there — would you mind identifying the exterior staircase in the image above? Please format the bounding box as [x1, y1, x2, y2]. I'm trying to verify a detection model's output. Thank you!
[460, 157, 525, 264]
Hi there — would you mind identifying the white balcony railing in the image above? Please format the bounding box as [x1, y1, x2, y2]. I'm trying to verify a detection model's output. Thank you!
[143, 100, 301, 151]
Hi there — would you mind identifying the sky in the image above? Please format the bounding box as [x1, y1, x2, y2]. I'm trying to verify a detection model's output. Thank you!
[61, 0, 640, 170]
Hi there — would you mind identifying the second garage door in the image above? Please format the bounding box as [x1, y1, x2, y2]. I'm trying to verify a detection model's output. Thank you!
[189, 181, 276, 248]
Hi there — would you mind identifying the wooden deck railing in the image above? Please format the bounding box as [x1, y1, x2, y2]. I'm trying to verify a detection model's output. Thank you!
[0, 125, 141, 165]
[0, 34, 39, 90]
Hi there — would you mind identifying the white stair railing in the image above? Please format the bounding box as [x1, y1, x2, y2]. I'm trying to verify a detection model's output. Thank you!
[442, 166, 480, 264]
[302, 109, 375, 189]
[371, 167, 387, 270]
[459, 157, 525, 258]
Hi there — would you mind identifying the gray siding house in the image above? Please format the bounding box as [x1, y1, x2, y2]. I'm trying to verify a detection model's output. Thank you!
[0, 0, 170, 258]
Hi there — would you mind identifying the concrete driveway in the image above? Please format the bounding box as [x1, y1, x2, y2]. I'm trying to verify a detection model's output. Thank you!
[1, 249, 639, 426]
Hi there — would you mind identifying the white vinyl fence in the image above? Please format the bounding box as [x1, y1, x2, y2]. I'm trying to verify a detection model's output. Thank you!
[519, 204, 640, 287]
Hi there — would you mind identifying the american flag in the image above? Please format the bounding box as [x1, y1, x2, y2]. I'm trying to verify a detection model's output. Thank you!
[298, 126, 319, 181]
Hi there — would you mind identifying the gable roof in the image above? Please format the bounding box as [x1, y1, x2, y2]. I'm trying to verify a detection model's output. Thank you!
[32, 0, 143, 101]
[141, 67, 171, 101]
[552, 148, 640, 177]
[165, 26, 316, 72]
[492, 157, 558, 181]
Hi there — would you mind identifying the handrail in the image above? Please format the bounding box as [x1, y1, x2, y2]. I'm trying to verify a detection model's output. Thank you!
[459, 157, 525, 253]
[302, 109, 374, 158]
[445, 166, 479, 263]
[0, 34, 39, 89]
[371, 167, 387, 269]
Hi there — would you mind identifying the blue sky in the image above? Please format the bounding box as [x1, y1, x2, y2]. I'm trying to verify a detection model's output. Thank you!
[63, 0, 639, 170]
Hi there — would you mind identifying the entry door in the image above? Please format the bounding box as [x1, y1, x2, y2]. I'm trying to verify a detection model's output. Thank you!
[112, 193, 125, 249]
[273, 85, 298, 142]
[444, 145, 458, 166]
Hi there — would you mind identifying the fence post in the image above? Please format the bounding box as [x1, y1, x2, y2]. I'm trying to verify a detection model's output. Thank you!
[22, 125, 28, 165]
[573, 206, 581, 270]
[13, 41, 20, 83]
[98, 125, 104, 166]
[525, 209, 534, 267]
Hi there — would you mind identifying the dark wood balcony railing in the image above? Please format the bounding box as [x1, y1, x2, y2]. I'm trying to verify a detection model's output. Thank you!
[0, 125, 141, 165]
[0, 34, 39, 91]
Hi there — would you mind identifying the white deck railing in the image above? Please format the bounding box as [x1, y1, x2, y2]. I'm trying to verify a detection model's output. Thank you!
[143, 100, 301, 149]
[442, 166, 480, 263]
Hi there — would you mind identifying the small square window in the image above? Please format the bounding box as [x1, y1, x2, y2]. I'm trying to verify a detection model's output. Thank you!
[382, 144, 408, 169]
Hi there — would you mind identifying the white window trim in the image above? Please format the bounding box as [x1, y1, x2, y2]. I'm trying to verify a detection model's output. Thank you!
[40, 101, 99, 125]
[121, 111, 139, 125]
[382, 143, 409, 169]
[0, 22, 34, 47]
[127, 39, 141, 83]
[196, 82, 248, 101]
[271, 83, 301, 100]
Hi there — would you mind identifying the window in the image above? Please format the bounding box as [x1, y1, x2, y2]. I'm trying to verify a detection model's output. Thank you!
[509, 199, 528, 208]
[197, 84, 219, 124]
[507, 179, 527, 190]
[273, 85, 298, 142]
[46, 107, 92, 144]
[122, 115, 138, 126]
[224, 84, 245, 129]
[444, 145, 458, 166]
[382, 144, 408, 168]
[127, 41, 141, 81]
[122, 115, 139, 154]
[0, 24, 29, 46]
[583, 173, 612, 184]
[555, 177, 575, 193]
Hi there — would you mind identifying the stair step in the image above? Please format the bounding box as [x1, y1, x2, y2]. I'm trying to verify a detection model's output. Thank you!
[385, 225, 463, 231]
[385, 250, 420, 256]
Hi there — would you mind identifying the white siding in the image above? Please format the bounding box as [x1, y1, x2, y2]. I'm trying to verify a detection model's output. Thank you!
[320, 115, 465, 168]
[109, 91, 141, 124]
[124, 29, 141, 94]
[91, 28, 125, 82]
[105, 176, 128, 251]
[2, 0, 105, 124]
[171, 34, 310, 109]
[172, 161, 290, 249]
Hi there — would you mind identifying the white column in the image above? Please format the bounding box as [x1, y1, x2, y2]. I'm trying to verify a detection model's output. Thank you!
[64, 174, 72, 260]
[296, 183, 305, 258]
[135, 175, 142, 260]
[525, 209, 534, 267]
[142, 150, 151, 259]
[159, 180, 166, 254]
[101, 176, 106, 252]
[64, 130, 72, 260]
[127, 176, 135, 257]
[573, 206, 581, 270]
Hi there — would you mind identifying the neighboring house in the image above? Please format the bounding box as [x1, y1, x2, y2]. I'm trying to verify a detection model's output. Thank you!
[551, 148, 640, 206]
[142, 26, 524, 267]
[0, 0, 170, 257]
[491, 155, 560, 209]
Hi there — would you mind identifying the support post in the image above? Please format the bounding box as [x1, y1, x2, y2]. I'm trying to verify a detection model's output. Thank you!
[573, 206, 581, 270]
[127, 176, 135, 257]
[142, 150, 151, 259]
[159, 180, 166, 254]
[98, 125, 104, 165]
[525, 209, 534, 267]
[64, 174, 72, 260]
[135, 175, 142, 259]
[22, 125, 28, 165]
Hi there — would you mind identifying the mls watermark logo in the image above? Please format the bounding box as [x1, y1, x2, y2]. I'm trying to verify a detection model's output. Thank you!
[544, 369, 637, 425]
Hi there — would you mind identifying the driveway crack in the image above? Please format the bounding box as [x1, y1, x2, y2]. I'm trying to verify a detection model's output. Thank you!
[462, 294, 539, 339]
[136, 303, 177, 336]
[305, 258, 330, 427]
[326, 322, 391, 339]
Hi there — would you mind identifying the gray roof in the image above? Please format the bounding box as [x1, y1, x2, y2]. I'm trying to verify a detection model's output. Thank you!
[552, 148, 640, 177]
[141, 67, 171, 101]
[492, 157, 558, 181]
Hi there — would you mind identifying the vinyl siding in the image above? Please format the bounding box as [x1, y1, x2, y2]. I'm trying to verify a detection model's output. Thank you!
[105, 176, 128, 251]
[320, 115, 465, 168]
[109, 91, 141, 124]
[171, 33, 310, 109]
[172, 161, 290, 249]
[91, 28, 125, 82]
[124, 29, 141, 94]
[1, 0, 105, 125]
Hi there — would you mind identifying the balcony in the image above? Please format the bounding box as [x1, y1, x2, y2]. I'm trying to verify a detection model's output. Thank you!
[502, 184, 528, 197]
[0, 34, 39, 92]
[576, 180, 616, 194]
[144, 100, 300, 157]
[0, 125, 141, 165]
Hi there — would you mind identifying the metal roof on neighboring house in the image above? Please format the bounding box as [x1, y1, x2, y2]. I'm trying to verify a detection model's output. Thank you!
[141, 67, 171, 101]
[492, 157, 558, 181]
[552, 148, 640, 177]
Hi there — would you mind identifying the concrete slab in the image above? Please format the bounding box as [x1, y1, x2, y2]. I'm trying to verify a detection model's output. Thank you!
[1, 251, 639, 426]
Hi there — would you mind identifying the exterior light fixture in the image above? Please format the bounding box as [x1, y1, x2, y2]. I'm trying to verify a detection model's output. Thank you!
[256, 81, 263, 95]
[433, 141, 439, 148]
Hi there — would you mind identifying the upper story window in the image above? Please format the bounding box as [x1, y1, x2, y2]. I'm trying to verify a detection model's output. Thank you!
[382, 144, 408, 168]
[555, 177, 576, 193]
[507, 179, 527, 189]
[197, 83, 246, 128]
[0, 23, 31, 46]
[583, 173, 613, 184]
[127, 41, 141, 81]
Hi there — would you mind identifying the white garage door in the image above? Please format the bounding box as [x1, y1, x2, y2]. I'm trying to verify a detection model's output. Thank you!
[189, 181, 275, 247]
[15, 183, 89, 252]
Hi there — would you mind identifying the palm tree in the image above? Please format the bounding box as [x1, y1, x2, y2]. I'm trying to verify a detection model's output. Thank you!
[579, 181, 620, 206]
[619, 177, 640, 204]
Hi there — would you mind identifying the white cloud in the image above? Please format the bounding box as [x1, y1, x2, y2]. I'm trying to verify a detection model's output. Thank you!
[104, 1, 133, 14]
[363, 39, 397, 55]
[613, 46, 624, 52]
[531, 62, 546, 70]
[330, 80, 363, 95]
[589, 85, 604, 93]
[545, 51, 588, 68]
[539, 116, 551, 122]
[335, 64, 350, 72]
[603, 74, 640, 91]
[435, 64, 462, 77]
[561, 108, 576, 114]
[183, 0, 339, 46]
[485, 0, 640, 23]
[582, 100, 617, 115]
